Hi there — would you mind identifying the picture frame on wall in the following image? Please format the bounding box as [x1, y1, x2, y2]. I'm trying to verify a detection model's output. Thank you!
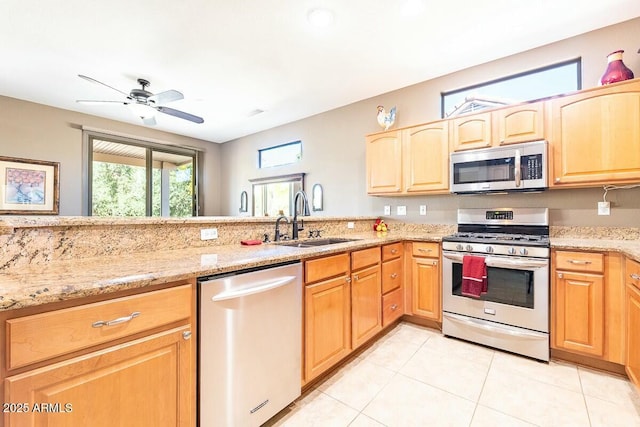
[0, 156, 60, 215]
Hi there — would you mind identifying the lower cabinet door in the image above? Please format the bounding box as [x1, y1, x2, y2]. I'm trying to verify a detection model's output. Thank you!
[305, 276, 351, 381]
[4, 326, 193, 427]
[627, 284, 640, 390]
[411, 257, 441, 321]
[351, 265, 382, 349]
[554, 271, 604, 356]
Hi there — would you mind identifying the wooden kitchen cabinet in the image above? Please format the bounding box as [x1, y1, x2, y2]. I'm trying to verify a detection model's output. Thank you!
[366, 121, 449, 195]
[304, 253, 351, 382]
[550, 79, 640, 187]
[366, 130, 403, 194]
[410, 242, 441, 321]
[2, 281, 196, 427]
[449, 111, 492, 151]
[381, 243, 404, 327]
[494, 101, 546, 145]
[5, 326, 192, 427]
[402, 121, 449, 193]
[351, 248, 382, 349]
[625, 258, 640, 391]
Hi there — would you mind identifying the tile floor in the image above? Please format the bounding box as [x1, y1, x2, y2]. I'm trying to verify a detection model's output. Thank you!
[266, 322, 640, 427]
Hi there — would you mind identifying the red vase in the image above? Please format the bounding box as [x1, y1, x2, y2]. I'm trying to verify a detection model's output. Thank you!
[599, 50, 634, 85]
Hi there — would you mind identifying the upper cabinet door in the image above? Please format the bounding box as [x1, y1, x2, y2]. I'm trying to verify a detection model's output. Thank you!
[550, 80, 640, 187]
[403, 121, 449, 193]
[495, 102, 546, 145]
[366, 130, 402, 194]
[450, 112, 492, 151]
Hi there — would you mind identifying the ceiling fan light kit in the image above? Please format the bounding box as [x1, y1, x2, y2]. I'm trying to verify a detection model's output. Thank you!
[76, 75, 204, 125]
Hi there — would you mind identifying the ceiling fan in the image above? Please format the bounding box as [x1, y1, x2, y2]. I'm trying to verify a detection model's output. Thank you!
[76, 75, 204, 125]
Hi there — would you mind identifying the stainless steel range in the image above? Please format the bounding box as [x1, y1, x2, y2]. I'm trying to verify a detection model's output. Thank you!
[441, 208, 550, 361]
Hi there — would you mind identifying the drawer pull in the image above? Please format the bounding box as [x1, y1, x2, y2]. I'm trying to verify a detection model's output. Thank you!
[390, 304, 398, 311]
[92, 311, 141, 328]
[568, 260, 592, 265]
[183, 331, 192, 340]
[418, 248, 432, 253]
[390, 273, 398, 279]
[631, 273, 640, 280]
[390, 249, 398, 254]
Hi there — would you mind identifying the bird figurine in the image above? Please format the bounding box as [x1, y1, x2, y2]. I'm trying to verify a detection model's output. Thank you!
[377, 105, 396, 130]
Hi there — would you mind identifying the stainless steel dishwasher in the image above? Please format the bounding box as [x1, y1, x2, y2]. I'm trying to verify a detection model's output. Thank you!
[198, 261, 302, 427]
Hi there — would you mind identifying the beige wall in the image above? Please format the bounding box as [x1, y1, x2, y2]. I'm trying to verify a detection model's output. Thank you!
[220, 17, 640, 227]
[0, 96, 222, 215]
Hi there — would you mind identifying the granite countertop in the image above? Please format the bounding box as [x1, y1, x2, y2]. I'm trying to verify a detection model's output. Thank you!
[0, 232, 444, 311]
[1, 231, 638, 312]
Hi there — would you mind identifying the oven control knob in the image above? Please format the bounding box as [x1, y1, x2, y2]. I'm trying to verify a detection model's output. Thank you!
[465, 245, 473, 252]
[520, 248, 528, 256]
[508, 247, 516, 255]
[456, 244, 464, 251]
[485, 246, 494, 253]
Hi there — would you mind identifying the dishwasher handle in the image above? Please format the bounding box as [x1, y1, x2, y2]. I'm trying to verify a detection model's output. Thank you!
[210, 275, 297, 302]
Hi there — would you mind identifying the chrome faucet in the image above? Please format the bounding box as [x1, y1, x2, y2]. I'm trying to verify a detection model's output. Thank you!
[292, 190, 310, 240]
[274, 215, 290, 241]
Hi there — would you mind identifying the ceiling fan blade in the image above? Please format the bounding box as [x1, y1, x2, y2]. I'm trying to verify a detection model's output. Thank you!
[156, 106, 204, 124]
[76, 100, 127, 105]
[148, 90, 184, 105]
[78, 74, 130, 97]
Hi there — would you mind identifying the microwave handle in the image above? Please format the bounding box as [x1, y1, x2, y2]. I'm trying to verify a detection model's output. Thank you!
[514, 149, 521, 187]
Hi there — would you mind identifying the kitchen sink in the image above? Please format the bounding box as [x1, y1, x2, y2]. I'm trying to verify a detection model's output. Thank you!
[277, 237, 361, 248]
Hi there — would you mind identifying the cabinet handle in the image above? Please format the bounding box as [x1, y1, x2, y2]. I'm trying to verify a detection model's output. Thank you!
[182, 331, 192, 340]
[353, 274, 359, 281]
[631, 273, 640, 280]
[558, 273, 563, 278]
[555, 177, 560, 182]
[432, 261, 438, 265]
[390, 304, 398, 311]
[345, 277, 352, 283]
[417, 248, 432, 253]
[568, 260, 592, 265]
[391, 249, 398, 254]
[390, 273, 398, 279]
[92, 311, 140, 328]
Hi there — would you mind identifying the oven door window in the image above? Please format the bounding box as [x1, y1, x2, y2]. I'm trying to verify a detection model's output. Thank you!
[452, 263, 534, 308]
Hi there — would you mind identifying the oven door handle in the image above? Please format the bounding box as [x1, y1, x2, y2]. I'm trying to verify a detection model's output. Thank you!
[442, 252, 466, 263]
[484, 256, 548, 270]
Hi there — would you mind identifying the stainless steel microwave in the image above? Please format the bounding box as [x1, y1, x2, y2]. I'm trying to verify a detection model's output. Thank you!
[450, 140, 547, 194]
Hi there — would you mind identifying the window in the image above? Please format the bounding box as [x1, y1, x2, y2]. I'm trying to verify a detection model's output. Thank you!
[258, 141, 302, 168]
[441, 59, 581, 118]
[85, 132, 198, 217]
[250, 173, 304, 217]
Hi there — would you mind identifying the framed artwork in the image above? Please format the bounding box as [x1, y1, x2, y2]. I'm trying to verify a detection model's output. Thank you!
[0, 156, 60, 215]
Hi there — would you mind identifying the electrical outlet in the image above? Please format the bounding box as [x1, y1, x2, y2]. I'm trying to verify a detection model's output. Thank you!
[347, 222, 354, 229]
[419, 205, 427, 215]
[597, 201, 610, 216]
[200, 228, 218, 240]
[383, 205, 391, 215]
[397, 206, 407, 216]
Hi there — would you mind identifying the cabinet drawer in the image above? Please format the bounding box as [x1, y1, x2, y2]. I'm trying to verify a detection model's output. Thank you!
[412, 242, 439, 258]
[7, 284, 193, 370]
[351, 247, 381, 271]
[382, 287, 403, 327]
[382, 257, 403, 294]
[627, 258, 640, 289]
[556, 251, 604, 273]
[382, 243, 402, 261]
[305, 253, 350, 283]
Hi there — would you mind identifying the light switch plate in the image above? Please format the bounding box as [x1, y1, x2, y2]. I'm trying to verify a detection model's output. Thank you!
[597, 201, 610, 216]
[383, 205, 391, 215]
[419, 205, 427, 215]
[397, 206, 407, 216]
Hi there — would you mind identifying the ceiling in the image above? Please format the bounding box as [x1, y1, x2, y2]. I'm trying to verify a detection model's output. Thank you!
[2, 1, 640, 144]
